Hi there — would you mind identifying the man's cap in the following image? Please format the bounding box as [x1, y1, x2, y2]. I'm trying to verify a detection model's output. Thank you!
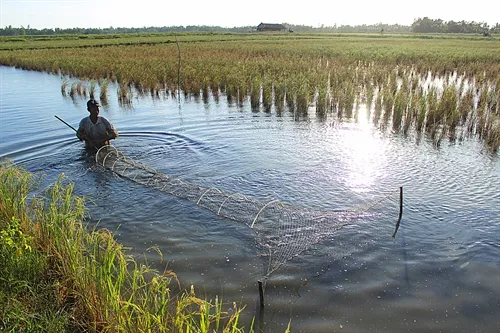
[87, 99, 100, 108]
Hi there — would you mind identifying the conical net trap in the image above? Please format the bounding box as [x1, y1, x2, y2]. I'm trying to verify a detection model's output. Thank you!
[96, 145, 402, 281]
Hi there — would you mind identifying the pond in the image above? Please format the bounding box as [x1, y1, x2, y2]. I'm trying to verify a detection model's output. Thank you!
[1, 66, 499, 332]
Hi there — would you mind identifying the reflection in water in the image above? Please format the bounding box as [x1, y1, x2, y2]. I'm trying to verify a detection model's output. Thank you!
[343, 125, 385, 193]
[1, 67, 499, 332]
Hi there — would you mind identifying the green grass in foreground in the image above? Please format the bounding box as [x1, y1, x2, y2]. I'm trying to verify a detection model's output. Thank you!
[0, 163, 279, 332]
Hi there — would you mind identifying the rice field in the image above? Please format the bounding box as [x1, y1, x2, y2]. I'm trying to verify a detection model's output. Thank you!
[0, 33, 499, 152]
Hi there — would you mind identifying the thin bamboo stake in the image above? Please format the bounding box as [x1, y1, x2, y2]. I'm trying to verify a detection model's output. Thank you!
[392, 187, 403, 238]
[258, 280, 265, 308]
[175, 36, 181, 102]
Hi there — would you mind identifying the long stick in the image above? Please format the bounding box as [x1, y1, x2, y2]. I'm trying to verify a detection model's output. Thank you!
[55, 115, 101, 150]
[55, 115, 77, 132]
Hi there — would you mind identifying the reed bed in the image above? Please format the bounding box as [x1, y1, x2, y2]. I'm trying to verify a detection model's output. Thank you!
[0, 34, 499, 151]
[0, 163, 255, 332]
[99, 78, 109, 104]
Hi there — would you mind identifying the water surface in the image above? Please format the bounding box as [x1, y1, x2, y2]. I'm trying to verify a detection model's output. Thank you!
[1, 66, 499, 332]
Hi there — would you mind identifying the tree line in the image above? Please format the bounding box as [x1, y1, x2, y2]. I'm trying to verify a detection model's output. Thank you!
[0, 25, 254, 36]
[1, 18, 499, 36]
[411, 17, 499, 34]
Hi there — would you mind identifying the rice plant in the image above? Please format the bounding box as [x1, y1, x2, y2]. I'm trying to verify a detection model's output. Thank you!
[117, 81, 132, 107]
[439, 85, 459, 141]
[415, 89, 427, 133]
[250, 78, 261, 111]
[274, 83, 286, 114]
[1, 33, 499, 150]
[365, 82, 375, 114]
[426, 88, 440, 138]
[381, 84, 394, 127]
[392, 89, 407, 132]
[485, 118, 500, 153]
[316, 84, 329, 116]
[69, 82, 78, 99]
[262, 83, 273, 113]
[89, 80, 97, 100]
[61, 78, 69, 96]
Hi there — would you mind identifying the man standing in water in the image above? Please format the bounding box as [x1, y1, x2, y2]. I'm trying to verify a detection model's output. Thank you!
[77, 99, 118, 149]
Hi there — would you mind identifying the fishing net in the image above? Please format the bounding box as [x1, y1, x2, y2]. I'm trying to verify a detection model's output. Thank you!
[95, 145, 402, 280]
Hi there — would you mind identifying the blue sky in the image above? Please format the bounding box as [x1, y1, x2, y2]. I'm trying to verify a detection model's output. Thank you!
[1, 0, 499, 29]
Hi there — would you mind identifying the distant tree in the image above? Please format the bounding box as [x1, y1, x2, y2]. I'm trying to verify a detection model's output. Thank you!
[412, 17, 496, 34]
[446, 20, 461, 33]
[1, 25, 15, 36]
[412, 17, 444, 33]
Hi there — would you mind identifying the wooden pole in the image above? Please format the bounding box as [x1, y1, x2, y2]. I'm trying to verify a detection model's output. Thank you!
[392, 186, 403, 238]
[258, 280, 265, 308]
[55, 115, 77, 132]
[175, 36, 181, 101]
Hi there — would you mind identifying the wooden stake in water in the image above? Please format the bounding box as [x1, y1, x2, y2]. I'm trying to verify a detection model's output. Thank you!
[392, 186, 403, 238]
[258, 280, 265, 308]
[175, 36, 181, 102]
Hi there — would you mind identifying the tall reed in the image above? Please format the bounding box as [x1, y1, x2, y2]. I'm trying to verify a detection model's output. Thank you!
[0, 164, 252, 332]
[89, 80, 97, 100]
[61, 79, 69, 96]
[250, 79, 261, 111]
[1, 33, 499, 151]
[117, 81, 131, 107]
[439, 85, 459, 141]
[373, 87, 383, 125]
[274, 83, 286, 114]
[392, 90, 407, 132]
[262, 84, 273, 113]
[381, 84, 394, 127]
[415, 89, 427, 133]
[426, 88, 439, 137]
[485, 118, 500, 153]
[98, 79, 109, 105]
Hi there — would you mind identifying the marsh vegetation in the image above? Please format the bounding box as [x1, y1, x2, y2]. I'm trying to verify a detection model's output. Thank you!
[0, 164, 258, 332]
[0, 33, 499, 152]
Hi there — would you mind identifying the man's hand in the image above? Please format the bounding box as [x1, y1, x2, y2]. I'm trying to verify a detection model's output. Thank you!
[106, 129, 118, 140]
[76, 129, 87, 142]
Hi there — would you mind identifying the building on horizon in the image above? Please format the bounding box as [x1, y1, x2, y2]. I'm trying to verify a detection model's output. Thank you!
[256, 23, 288, 32]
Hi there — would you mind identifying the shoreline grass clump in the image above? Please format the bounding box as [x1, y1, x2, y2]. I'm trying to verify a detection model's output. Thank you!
[0, 163, 254, 332]
[89, 80, 97, 100]
[250, 79, 261, 111]
[485, 118, 500, 153]
[392, 89, 407, 132]
[61, 78, 69, 96]
[117, 81, 132, 107]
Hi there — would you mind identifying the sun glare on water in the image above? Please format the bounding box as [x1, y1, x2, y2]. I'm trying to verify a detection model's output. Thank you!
[341, 106, 388, 194]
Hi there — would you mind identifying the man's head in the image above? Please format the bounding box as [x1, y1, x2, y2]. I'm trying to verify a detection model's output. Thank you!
[87, 99, 100, 115]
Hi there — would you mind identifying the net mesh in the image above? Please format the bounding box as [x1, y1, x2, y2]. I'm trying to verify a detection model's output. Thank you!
[95, 145, 402, 280]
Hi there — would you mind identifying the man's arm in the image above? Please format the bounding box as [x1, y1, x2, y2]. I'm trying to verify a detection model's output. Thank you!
[76, 120, 87, 141]
[103, 118, 118, 140]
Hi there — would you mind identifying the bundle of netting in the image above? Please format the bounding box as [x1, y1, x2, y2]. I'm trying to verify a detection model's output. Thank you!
[96, 145, 403, 280]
